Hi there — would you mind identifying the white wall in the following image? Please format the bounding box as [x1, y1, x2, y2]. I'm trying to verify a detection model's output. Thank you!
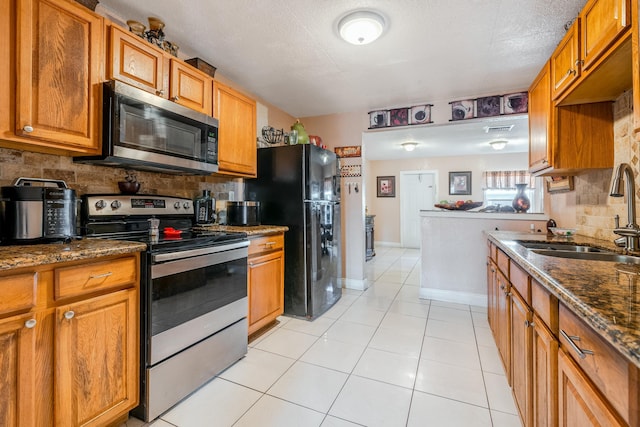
[367, 152, 529, 245]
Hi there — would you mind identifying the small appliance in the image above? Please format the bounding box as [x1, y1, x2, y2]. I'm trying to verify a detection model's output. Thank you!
[1, 177, 78, 243]
[226, 201, 260, 226]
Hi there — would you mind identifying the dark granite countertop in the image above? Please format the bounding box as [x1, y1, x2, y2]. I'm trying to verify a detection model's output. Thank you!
[0, 239, 146, 271]
[487, 231, 640, 368]
[193, 224, 289, 236]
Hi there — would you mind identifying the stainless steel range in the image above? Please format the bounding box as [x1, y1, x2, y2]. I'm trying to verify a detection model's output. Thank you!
[81, 194, 249, 422]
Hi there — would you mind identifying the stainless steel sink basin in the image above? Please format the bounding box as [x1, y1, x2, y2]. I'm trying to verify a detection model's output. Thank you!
[516, 241, 610, 253]
[531, 249, 640, 264]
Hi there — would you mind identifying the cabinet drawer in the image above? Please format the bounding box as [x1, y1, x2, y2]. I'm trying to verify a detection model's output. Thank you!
[249, 234, 284, 256]
[496, 248, 510, 277]
[0, 272, 37, 316]
[509, 262, 529, 303]
[559, 304, 630, 423]
[531, 279, 558, 334]
[54, 256, 137, 300]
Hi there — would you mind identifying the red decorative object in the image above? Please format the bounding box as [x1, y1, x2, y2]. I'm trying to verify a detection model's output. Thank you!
[389, 108, 409, 127]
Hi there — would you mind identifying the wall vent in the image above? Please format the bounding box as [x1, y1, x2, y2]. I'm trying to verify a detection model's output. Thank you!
[484, 125, 514, 133]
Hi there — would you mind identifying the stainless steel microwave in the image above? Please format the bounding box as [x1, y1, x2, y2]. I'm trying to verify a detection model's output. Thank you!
[74, 80, 218, 175]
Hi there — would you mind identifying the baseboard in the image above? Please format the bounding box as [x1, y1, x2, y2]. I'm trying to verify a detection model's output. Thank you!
[419, 287, 487, 307]
[341, 277, 369, 291]
[375, 241, 401, 247]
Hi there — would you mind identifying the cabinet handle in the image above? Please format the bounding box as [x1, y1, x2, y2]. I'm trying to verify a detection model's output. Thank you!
[25, 319, 37, 329]
[560, 329, 594, 359]
[172, 96, 180, 102]
[574, 59, 584, 68]
[524, 320, 534, 327]
[264, 241, 276, 247]
[64, 310, 75, 320]
[23, 125, 34, 133]
[156, 90, 164, 96]
[89, 271, 113, 279]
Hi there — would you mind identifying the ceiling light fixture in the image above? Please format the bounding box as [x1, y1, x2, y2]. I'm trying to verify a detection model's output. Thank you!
[338, 10, 386, 45]
[402, 142, 418, 152]
[489, 140, 508, 150]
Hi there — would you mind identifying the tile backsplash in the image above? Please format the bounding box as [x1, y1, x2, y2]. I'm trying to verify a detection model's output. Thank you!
[575, 90, 637, 241]
[0, 147, 240, 201]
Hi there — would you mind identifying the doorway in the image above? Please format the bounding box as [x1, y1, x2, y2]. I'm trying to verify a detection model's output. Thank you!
[400, 170, 437, 248]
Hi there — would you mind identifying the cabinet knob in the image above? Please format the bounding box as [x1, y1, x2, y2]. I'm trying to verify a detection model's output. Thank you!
[25, 318, 37, 329]
[156, 90, 164, 96]
[23, 125, 34, 133]
[64, 310, 75, 320]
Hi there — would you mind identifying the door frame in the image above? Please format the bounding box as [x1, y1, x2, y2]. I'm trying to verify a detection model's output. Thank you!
[400, 170, 438, 248]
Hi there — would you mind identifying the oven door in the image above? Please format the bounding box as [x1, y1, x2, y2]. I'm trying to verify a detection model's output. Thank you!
[147, 241, 249, 365]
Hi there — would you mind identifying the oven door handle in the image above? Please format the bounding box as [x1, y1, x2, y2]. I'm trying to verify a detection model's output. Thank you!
[151, 244, 249, 279]
[151, 240, 249, 263]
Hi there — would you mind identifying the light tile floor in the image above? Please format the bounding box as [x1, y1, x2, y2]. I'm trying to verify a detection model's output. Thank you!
[123, 246, 521, 427]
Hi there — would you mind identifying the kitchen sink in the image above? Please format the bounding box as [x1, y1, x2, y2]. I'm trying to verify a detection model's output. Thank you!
[516, 241, 610, 253]
[531, 249, 640, 264]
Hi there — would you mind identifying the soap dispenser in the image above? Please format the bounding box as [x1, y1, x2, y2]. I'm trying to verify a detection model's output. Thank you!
[195, 190, 216, 224]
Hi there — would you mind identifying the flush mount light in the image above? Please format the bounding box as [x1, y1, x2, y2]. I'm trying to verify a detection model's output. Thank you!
[489, 140, 508, 150]
[338, 10, 386, 45]
[402, 142, 418, 152]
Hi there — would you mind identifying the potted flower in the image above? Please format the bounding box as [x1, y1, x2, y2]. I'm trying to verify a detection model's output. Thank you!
[118, 170, 141, 194]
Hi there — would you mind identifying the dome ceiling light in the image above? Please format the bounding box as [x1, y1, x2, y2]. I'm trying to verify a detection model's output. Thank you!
[489, 140, 508, 150]
[338, 10, 386, 45]
[402, 142, 418, 152]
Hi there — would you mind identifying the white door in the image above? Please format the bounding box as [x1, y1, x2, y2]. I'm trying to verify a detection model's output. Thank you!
[400, 171, 436, 248]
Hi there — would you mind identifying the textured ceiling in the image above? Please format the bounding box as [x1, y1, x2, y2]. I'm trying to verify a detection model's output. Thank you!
[97, 0, 585, 118]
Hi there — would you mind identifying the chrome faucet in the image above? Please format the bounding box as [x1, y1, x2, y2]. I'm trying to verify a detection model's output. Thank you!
[610, 163, 640, 252]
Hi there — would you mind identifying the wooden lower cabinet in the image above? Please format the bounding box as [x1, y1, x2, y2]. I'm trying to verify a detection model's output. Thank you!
[0, 312, 37, 427]
[248, 233, 284, 335]
[55, 288, 138, 427]
[532, 314, 558, 427]
[496, 269, 511, 379]
[511, 290, 532, 426]
[0, 253, 140, 427]
[558, 350, 625, 427]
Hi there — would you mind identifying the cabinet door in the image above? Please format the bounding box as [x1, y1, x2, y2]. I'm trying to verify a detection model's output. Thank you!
[633, 0, 640, 133]
[581, 0, 631, 70]
[558, 350, 625, 427]
[213, 81, 257, 177]
[16, 0, 103, 153]
[496, 270, 511, 380]
[0, 313, 37, 427]
[55, 289, 138, 427]
[551, 21, 581, 100]
[511, 290, 532, 426]
[528, 62, 552, 173]
[169, 60, 212, 115]
[532, 315, 558, 427]
[248, 250, 284, 335]
[487, 259, 498, 332]
[108, 25, 168, 97]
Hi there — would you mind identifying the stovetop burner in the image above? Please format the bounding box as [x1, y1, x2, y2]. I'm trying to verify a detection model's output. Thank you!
[81, 194, 247, 252]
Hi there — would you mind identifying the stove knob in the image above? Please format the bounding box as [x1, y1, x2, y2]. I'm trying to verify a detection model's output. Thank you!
[174, 202, 181, 210]
[111, 200, 122, 210]
[183, 202, 190, 209]
[95, 200, 106, 210]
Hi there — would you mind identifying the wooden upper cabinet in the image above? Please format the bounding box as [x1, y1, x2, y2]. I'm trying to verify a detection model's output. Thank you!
[633, 0, 640, 133]
[551, 20, 581, 99]
[581, 0, 631, 71]
[169, 60, 213, 115]
[213, 81, 257, 177]
[528, 62, 552, 173]
[15, 0, 103, 153]
[108, 25, 168, 97]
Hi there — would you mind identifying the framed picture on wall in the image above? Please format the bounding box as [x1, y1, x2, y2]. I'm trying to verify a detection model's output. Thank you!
[449, 171, 472, 195]
[377, 176, 396, 197]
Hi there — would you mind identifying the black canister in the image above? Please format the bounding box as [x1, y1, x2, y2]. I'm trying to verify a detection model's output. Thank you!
[194, 190, 216, 224]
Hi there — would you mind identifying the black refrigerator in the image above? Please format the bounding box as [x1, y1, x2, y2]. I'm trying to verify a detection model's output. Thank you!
[246, 144, 341, 319]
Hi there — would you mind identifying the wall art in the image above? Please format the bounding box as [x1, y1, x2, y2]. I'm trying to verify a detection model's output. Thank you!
[335, 146, 361, 158]
[476, 96, 502, 118]
[377, 176, 396, 197]
[503, 92, 528, 114]
[449, 171, 472, 195]
[450, 100, 474, 121]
